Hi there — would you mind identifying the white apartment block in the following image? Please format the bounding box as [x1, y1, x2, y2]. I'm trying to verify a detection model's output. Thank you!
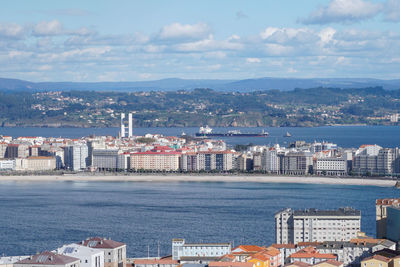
[0, 159, 15, 170]
[275, 208, 361, 244]
[64, 145, 88, 171]
[80, 237, 126, 267]
[56, 244, 104, 267]
[261, 148, 280, 173]
[314, 157, 347, 176]
[172, 239, 231, 261]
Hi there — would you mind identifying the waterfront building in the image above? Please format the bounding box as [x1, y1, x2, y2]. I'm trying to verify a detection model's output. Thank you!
[79, 237, 126, 267]
[376, 199, 400, 239]
[180, 151, 234, 171]
[64, 145, 88, 171]
[236, 153, 253, 171]
[14, 251, 80, 267]
[0, 143, 8, 158]
[92, 149, 119, 170]
[261, 148, 280, 173]
[25, 156, 56, 171]
[275, 208, 361, 244]
[56, 244, 104, 267]
[0, 159, 15, 170]
[171, 239, 231, 262]
[313, 157, 347, 176]
[280, 152, 313, 175]
[130, 151, 181, 171]
[352, 145, 396, 175]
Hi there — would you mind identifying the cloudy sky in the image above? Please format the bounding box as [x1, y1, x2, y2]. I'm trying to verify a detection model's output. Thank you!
[1, 0, 400, 81]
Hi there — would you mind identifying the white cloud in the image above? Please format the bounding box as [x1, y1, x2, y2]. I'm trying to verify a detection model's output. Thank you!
[33, 20, 64, 36]
[246, 57, 261, 63]
[0, 23, 25, 39]
[174, 35, 243, 52]
[157, 22, 211, 41]
[301, 0, 383, 24]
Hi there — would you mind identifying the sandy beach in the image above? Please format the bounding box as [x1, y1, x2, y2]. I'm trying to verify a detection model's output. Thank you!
[0, 174, 397, 187]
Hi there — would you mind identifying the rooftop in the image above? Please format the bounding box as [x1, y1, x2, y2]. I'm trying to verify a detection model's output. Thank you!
[16, 251, 79, 265]
[293, 207, 360, 217]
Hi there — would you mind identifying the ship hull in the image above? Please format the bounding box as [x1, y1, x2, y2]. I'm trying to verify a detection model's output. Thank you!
[195, 133, 268, 137]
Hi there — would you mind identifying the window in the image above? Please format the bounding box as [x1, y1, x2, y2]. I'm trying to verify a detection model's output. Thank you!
[85, 260, 88, 263]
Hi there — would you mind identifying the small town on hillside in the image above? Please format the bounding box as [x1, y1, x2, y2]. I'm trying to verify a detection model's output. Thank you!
[0, 114, 399, 177]
[1, 198, 399, 267]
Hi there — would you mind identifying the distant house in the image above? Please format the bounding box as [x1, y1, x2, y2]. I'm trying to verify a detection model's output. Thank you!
[56, 243, 104, 267]
[14, 251, 80, 267]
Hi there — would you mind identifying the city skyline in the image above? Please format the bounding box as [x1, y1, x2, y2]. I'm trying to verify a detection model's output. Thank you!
[1, 0, 400, 82]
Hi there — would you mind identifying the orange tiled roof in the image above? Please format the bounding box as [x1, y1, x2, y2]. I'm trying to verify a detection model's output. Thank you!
[289, 247, 336, 259]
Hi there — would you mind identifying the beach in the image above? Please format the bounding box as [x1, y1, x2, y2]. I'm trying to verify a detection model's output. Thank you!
[0, 174, 396, 187]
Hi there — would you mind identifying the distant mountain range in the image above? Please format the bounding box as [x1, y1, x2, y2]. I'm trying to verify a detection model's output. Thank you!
[1, 77, 400, 92]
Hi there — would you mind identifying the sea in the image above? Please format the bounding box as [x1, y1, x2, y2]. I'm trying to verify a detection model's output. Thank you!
[0, 126, 400, 257]
[0, 125, 400, 148]
[0, 181, 399, 258]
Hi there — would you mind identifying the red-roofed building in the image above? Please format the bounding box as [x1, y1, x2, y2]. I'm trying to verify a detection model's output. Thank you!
[79, 237, 126, 267]
[288, 247, 336, 265]
[209, 262, 255, 267]
[14, 251, 80, 267]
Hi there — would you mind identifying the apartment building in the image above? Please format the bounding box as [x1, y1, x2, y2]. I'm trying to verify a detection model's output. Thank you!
[275, 208, 361, 244]
[130, 151, 181, 171]
[313, 157, 347, 176]
[280, 152, 313, 175]
[92, 149, 119, 170]
[64, 145, 88, 171]
[376, 198, 400, 239]
[180, 151, 234, 171]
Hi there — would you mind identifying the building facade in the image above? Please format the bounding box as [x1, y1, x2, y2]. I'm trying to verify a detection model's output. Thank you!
[275, 208, 361, 244]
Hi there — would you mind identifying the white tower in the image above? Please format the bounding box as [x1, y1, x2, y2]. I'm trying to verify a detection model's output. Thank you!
[128, 113, 133, 137]
[120, 113, 126, 138]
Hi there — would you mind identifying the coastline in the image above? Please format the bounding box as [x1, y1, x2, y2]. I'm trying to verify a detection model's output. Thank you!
[0, 174, 396, 187]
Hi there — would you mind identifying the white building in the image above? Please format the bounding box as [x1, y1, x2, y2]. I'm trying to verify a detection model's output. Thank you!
[261, 148, 280, 173]
[172, 239, 231, 262]
[56, 244, 104, 267]
[0, 256, 30, 267]
[0, 159, 15, 170]
[314, 157, 347, 176]
[64, 145, 88, 171]
[275, 208, 361, 244]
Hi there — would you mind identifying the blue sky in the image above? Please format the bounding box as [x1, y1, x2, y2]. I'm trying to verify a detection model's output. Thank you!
[1, 0, 400, 81]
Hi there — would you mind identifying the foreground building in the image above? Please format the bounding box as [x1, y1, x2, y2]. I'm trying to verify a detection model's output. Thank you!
[14, 251, 80, 267]
[80, 237, 126, 267]
[275, 208, 361, 244]
[376, 198, 400, 239]
[56, 243, 104, 267]
[172, 239, 231, 262]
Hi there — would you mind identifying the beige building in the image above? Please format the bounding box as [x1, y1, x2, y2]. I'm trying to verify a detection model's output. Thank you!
[376, 199, 400, 239]
[14, 157, 56, 171]
[14, 251, 79, 267]
[130, 151, 181, 171]
[361, 255, 391, 267]
[80, 237, 126, 267]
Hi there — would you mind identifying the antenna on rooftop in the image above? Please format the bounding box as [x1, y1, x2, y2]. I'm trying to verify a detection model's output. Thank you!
[157, 241, 160, 258]
[147, 245, 150, 259]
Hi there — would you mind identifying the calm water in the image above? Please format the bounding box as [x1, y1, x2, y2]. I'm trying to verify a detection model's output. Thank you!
[0, 181, 398, 257]
[0, 126, 400, 148]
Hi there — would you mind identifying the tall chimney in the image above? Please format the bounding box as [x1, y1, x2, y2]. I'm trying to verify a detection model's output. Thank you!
[120, 113, 126, 138]
[128, 113, 133, 137]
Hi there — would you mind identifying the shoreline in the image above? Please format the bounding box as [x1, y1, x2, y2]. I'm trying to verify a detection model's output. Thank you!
[0, 174, 397, 187]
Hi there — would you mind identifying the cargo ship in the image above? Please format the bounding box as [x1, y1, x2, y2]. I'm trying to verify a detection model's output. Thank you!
[195, 126, 269, 137]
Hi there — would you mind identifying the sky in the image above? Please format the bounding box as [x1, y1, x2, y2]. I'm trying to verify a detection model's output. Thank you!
[1, 0, 400, 82]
